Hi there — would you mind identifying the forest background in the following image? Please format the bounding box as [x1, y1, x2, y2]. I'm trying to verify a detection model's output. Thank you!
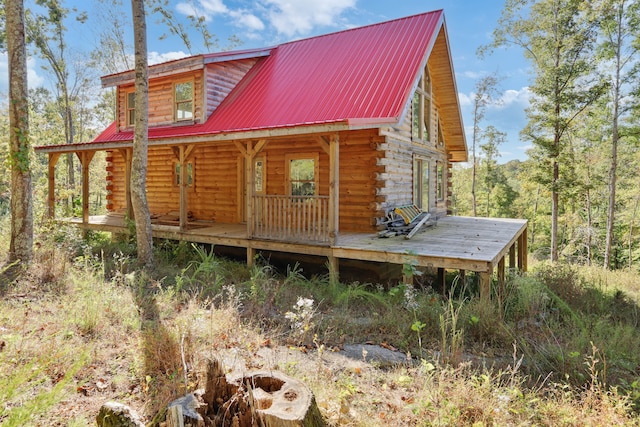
[0, 0, 639, 271]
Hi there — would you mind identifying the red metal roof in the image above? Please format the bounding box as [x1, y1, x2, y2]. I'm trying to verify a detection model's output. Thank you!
[93, 10, 445, 143]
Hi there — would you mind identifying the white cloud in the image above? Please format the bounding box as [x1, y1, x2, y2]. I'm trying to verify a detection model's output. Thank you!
[461, 70, 485, 79]
[148, 51, 190, 65]
[176, 0, 264, 34]
[458, 92, 472, 107]
[199, 0, 229, 15]
[0, 53, 7, 94]
[229, 10, 265, 31]
[27, 58, 45, 89]
[177, 0, 228, 19]
[0, 54, 45, 94]
[492, 87, 532, 109]
[261, 0, 357, 37]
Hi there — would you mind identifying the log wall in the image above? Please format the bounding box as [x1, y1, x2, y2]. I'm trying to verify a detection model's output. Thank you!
[117, 71, 204, 131]
[379, 62, 450, 221]
[106, 144, 242, 222]
[105, 130, 384, 233]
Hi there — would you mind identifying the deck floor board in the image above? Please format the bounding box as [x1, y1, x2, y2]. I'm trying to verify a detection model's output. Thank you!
[69, 215, 527, 273]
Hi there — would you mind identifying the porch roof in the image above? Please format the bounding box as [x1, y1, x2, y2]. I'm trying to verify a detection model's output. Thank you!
[36, 10, 467, 161]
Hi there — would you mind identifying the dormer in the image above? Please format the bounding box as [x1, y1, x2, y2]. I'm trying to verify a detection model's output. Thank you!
[100, 47, 272, 133]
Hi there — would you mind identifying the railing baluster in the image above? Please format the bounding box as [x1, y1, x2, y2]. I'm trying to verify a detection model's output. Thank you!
[251, 195, 329, 243]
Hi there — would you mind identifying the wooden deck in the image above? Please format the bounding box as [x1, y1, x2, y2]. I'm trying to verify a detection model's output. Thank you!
[70, 214, 527, 277]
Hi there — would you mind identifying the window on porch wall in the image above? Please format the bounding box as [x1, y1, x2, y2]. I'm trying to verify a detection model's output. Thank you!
[413, 157, 430, 212]
[174, 162, 193, 186]
[288, 157, 317, 196]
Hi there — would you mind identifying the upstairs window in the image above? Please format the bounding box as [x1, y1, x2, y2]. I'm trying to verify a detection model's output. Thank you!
[412, 70, 432, 143]
[175, 80, 194, 121]
[126, 91, 135, 126]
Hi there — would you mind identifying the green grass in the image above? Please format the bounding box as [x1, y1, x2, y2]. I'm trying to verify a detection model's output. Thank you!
[1, 229, 640, 425]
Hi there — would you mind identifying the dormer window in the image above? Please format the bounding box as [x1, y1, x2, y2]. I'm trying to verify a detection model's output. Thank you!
[126, 91, 135, 126]
[175, 80, 194, 121]
[412, 69, 432, 143]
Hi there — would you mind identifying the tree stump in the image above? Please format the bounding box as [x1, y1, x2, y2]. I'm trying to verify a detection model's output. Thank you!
[96, 401, 145, 427]
[183, 358, 326, 427]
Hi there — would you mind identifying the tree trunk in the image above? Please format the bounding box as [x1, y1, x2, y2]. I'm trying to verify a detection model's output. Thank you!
[471, 105, 478, 217]
[7, 0, 33, 264]
[551, 158, 559, 262]
[130, 0, 154, 268]
[604, 11, 623, 269]
[183, 359, 326, 427]
[530, 184, 540, 249]
[629, 191, 640, 271]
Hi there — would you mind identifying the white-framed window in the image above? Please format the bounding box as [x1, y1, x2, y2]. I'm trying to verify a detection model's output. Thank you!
[413, 156, 430, 211]
[174, 80, 194, 121]
[437, 161, 445, 201]
[254, 156, 265, 194]
[286, 153, 318, 196]
[174, 161, 194, 187]
[126, 91, 135, 126]
[412, 69, 432, 143]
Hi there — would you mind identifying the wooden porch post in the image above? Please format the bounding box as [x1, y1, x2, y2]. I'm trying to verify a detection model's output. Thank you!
[76, 151, 95, 225]
[328, 134, 340, 283]
[509, 243, 516, 271]
[517, 227, 528, 272]
[236, 140, 267, 240]
[47, 153, 61, 218]
[479, 271, 491, 302]
[438, 268, 446, 295]
[174, 145, 195, 231]
[497, 257, 505, 319]
[118, 149, 133, 220]
[179, 146, 188, 231]
[328, 134, 339, 245]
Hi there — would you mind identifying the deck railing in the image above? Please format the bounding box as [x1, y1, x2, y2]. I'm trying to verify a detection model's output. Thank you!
[252, 195, 330, 243]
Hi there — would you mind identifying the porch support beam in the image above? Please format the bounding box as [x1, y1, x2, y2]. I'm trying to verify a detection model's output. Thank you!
[497, 256, 505, 319]
[76, 151, 95, 225]
[315, 136, 330, 155]
[180, 145, 192, 231]
[247, 244, 256, 267]
[328, 134, 339, 246]
[47, 153, 61, 218]
[518, 227, 528, 272]
[327, 255, 339, 285]
[479, 271, 491, 302]
[509, 243, 516, 271]
[240, 139, 268, 239]
[438, 268, 445, 294]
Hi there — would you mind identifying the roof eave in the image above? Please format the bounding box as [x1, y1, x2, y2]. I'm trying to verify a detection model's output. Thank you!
[34, 121, 355, 154]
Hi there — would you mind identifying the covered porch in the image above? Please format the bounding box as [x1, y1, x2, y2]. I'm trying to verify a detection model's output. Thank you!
[38, 133, 341, 247]
[70, 213, 528, 299]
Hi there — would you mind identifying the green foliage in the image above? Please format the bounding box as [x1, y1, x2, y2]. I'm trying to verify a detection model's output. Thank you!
[174, 244, 224, 298]
[333, 281, 389, 309]
[439, 297, 465, 366]
[0, 351, 88, 426]
[245, 259, 276, 305]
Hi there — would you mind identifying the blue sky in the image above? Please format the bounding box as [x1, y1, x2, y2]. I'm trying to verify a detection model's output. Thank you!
[1, 0, 533, 162]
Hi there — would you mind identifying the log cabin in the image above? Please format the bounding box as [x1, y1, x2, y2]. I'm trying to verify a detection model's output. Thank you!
[35, 9, 527, 297]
